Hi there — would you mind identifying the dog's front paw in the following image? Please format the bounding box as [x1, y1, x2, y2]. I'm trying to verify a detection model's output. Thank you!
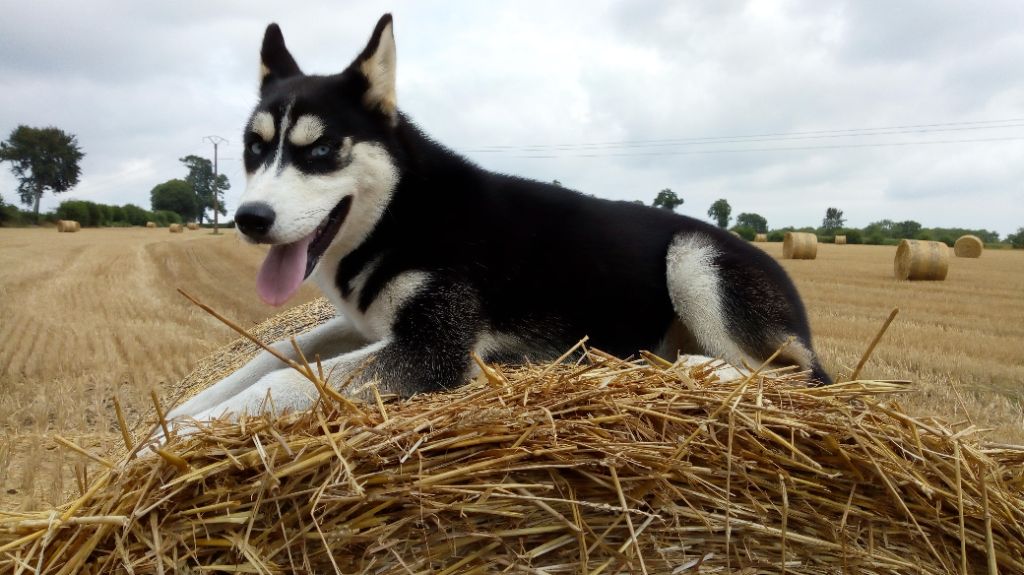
[190, 367, 320, 422]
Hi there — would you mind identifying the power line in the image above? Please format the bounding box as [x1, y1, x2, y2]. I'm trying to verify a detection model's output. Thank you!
[461, 117, 1024, 155]
[496, 134, 1024, 159]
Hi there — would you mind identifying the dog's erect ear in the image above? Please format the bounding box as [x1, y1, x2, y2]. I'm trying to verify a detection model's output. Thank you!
[260, 24, 302, 92]
[353, 14, 397, 125]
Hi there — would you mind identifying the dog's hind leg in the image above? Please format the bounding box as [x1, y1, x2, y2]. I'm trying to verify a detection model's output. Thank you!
[665, 233, 831, 384]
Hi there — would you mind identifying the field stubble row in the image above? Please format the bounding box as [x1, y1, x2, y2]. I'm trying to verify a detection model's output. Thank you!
[0, 228, 1021, 511]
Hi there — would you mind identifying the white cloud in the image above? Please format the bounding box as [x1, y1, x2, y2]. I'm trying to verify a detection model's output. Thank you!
[1, 0, 1022, 236]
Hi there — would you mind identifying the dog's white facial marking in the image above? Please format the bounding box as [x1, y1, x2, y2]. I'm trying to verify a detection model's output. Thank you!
[269, 102, 294, 174]
[250, 111, 275, 142]
[665, 233, 756, 368]
[289, 115, 325, 147]
[240, 137, 398, 250]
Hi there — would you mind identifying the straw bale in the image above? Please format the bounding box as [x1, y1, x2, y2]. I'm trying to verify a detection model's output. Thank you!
[56, 220, 80, 233]
[3, 303, 1022, 574]
[834, 234, 847, 244]
[146, 221, 157, 228]
[954, 234, 983, 258]
[783, 231, 818, 259]
[168, 223, 183, 233]
[754, 232, 768, 242]
[729, 230, 741, 237]
[186, 222, 199, 231]
[895, 239, 949, 281]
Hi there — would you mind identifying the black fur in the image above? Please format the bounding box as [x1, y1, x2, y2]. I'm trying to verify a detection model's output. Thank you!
[242, 15, 832, 391]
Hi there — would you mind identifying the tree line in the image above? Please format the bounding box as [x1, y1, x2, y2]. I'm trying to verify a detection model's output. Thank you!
[644, 188, 1021, 248]
[0, 125, 228, 227]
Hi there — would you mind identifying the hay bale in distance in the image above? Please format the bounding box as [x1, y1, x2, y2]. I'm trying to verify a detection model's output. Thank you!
[753, 233, 768, 242]
[146, 221, 157, 228]
[186, 222, 199, 231]
[783, 231, 818, 259]
[895, 239, 949, 280]
[954, 234, 983, 258]
[834, 234, 847, 244]
[729, 230, 741, 237]
[169, 223, 183, 233]
[57, 220, 80, 233]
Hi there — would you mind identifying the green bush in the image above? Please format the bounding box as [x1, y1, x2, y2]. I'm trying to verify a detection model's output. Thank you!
[842, 229, 863, 244]
[152, 210, 182, 226]
[56, 200, 91, 225]
[122, 204, 150, 226]
[731, 226, 755, 241]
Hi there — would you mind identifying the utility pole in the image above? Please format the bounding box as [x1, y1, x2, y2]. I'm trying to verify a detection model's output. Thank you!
[203, 135, 228, 235]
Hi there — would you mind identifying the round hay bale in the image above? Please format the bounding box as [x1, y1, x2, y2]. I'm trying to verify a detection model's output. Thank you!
[894, 239, 949, 281]
[834, 234, 847, 244]
[729, 230, 741, 237]
[7, 313, 1023, 573]
[186, 222, 199, 231]
[954, 234, 983, 258]
[169, 223, 183, 233]
[753, 233, 768, 242]
[146, 221, 157, 228]
[783, 231, 818, 259]
[57, 220, 80, 233]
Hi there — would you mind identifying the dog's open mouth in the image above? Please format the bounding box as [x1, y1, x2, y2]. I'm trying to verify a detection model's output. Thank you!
[256, 196, 352, 307]
[305, 196, 352, 278]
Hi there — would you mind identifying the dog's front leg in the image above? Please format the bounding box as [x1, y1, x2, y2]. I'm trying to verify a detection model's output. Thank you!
[165, 315, 370, 423]
[188, 340, 390, 420]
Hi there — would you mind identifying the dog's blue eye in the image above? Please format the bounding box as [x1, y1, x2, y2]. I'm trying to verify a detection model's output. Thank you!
[311, 144, 331, 158]
[249, 142, 264, 155]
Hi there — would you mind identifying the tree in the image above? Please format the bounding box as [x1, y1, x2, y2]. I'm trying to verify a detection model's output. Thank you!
[892, 220, 922, 239]
[735, 212, 768, 233]
[707, 198, 731, 228]
[552, 179, 562, 187]
[652, 188, 683, 211]
[1008, 227, 1024, 249]
[180, 155, 229, 223]
[151, 179, 200, 222]
[0, 125, 84, 222]
[822, 207, 845, 232]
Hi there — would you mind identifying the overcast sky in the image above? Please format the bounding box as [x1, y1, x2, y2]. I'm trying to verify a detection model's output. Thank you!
[1, 1, 1022, 236]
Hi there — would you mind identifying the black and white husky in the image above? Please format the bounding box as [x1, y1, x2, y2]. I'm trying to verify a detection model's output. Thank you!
[168, 15, 830, 424]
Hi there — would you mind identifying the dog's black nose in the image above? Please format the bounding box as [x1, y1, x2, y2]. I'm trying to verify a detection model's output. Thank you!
[235, 202, 276, 240]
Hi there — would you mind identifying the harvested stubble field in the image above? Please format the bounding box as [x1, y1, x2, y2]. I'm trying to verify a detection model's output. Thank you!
[0, 228, 1021, 514]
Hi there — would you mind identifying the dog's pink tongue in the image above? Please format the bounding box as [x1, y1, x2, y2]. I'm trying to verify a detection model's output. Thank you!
[256, 234, 314, 307]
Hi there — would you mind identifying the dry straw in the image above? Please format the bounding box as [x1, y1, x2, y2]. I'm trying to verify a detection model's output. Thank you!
[145, 221, 157, 228]
[168, 224, 183, 234]
[783, 232, 818, 259]
[895, 239, 949, 281]
[56, 220, 80, 233]
[954, 235, 983, 258]
[2, 298, 1022, 574]
[754, 233, 768, 242]
[834, 235, 847, 245]
[186, 223, 199, 231]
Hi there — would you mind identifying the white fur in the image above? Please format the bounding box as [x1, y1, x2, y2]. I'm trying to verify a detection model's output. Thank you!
[678, 354, 746, 382]
[250, 111, 275, 142]
[665, 234, 757, 368]
[320, 270, 430, 341]
[190, 340, 389, 421]
[161, 316, 369, 435]
[289, 114, 325, 146]
[239, 140, 397, 246]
